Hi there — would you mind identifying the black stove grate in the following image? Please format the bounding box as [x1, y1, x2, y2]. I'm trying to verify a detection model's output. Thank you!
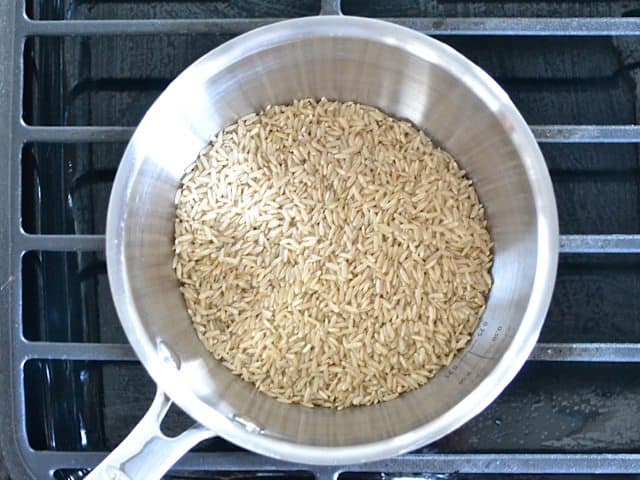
[2, 1, 640, 479]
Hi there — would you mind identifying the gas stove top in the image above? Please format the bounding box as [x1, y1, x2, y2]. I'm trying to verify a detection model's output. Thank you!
[2, 1, 640, 479]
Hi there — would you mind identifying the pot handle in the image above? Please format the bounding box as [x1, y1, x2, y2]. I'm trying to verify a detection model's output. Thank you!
[86, 388, 216, 480]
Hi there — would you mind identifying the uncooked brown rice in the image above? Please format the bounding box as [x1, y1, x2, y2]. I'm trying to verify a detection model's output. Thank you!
[173, 98, 493, 409]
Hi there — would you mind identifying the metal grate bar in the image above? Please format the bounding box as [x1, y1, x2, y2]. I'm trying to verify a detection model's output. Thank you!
[17, 341, 136, 362]
[320, 0, 342, 16]
[18, 341, 640, 363]
[17, 234, 640, 254]
[560, 234, 640, 254]
[21, 125, 640, 144]
[20, 125, 135, 143]
[532, 343, 640, 362]
[18, 233, 105, 251]
[389, 17, 640, 36]
[20, 18, 282, 36]
[29, 451, 640, 474]
[19, 17, 640, 36]
[531, 125, 640, 143]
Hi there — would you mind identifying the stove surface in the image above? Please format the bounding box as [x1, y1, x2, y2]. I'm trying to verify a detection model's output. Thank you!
[2, 1, 640, 479]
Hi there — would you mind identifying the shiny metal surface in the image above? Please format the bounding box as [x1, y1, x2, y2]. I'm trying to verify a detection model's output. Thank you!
[105, 15, 558, 465]
[86, 389, 214, 480]
[21, 17, 640, 36]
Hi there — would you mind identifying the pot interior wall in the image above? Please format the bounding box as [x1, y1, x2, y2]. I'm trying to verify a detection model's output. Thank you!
[117, 30, 540, 447]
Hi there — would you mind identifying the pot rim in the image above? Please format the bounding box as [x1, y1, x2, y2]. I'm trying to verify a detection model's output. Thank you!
[106, 15, 559, 465]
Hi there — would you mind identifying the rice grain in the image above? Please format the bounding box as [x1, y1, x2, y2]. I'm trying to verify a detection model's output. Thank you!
[173, 98, 493, 409]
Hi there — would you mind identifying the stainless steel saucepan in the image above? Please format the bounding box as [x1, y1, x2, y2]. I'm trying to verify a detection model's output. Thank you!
[93, 15, 558, 480]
